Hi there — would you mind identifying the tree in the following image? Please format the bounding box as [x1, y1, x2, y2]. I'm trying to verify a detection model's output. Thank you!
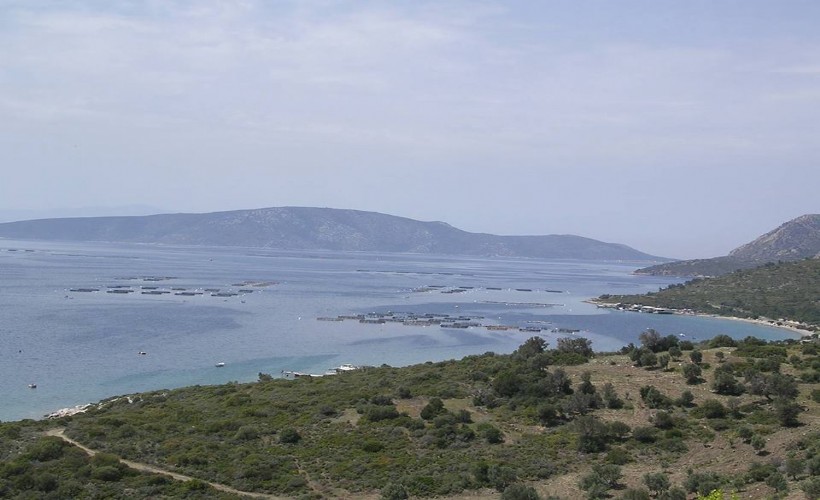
[774, 398, 801, 427]
[514, 336, 548, 360]
[689, 350, 703, 364]
[420, 398, 445, 419]
[658, 353, 670, 370]
[675, 390, 695, 407]
[601, 383, 624, 409]
[643, 472, 671, 496]
[640, 351, 658, 368]
[712, 367, 744, 396]
[579, 464, 622, 499]
[557, 337, 594, 358]
[669, 346, 682, 359]
[578, 371, 596, 394]
[639, 329, 663, 352]
[574, 416, 610, 453]
[682, 363, 702, 384]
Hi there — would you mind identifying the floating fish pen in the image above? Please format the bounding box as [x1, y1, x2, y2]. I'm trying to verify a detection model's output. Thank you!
[141, 286, 159, 290]
[317, 317, 344, 321]
[238, 289, 254, 293]
[516, 288, 533, 292]
[486, 287, 503, 290]
[70, 288, 99, 292]
[486, 325, 514, 331]
[175, 291, 202, 296]
[204, 288, 220, 292]
[211, 292, 238, 297]
[107, 289, 133, 294]
[142, 290, 170, 295]
[519, 327, 542, 332]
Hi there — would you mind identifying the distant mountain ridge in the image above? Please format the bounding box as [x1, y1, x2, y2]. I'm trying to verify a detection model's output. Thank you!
[637, 214, 820, 277]
[0, 207, 665, 261]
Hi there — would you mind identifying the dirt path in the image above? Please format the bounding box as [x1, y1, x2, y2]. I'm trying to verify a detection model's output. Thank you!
[45, 428, 287, 499]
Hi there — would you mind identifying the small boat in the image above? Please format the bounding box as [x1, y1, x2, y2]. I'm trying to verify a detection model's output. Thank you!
[138, 351, 147, 355]
[28, 383, 37, 389]
[215, 362, 225, 367]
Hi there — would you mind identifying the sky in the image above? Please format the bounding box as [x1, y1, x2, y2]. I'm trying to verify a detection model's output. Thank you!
[1, 1, 818, 259]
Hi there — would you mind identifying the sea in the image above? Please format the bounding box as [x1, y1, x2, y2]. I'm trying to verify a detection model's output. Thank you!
[0, 239, 800, 422]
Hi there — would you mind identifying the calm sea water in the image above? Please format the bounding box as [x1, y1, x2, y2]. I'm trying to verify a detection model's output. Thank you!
[0, 239, 799, 422]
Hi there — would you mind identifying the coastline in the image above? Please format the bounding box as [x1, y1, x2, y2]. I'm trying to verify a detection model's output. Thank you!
[586, 299, 817, 338]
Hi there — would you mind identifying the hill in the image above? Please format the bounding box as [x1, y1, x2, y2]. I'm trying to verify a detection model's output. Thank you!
[0, 207, 665, 261]
[601, 259, 820, 331]
[637, 214, 820, 277]
[1, 336, 818, 499]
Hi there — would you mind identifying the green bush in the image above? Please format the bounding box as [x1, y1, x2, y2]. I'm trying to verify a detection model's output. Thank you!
[501, 483, 541, 500]
[279, 428, 301, 444]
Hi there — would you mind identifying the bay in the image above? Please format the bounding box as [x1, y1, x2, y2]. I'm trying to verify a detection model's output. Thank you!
[0, 239, 799, 422]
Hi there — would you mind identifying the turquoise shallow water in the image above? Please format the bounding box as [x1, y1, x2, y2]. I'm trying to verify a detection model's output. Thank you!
[0, 239, 799, 421]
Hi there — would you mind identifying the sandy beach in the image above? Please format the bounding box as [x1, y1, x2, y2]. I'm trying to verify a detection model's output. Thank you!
[587, 299, 817, 338]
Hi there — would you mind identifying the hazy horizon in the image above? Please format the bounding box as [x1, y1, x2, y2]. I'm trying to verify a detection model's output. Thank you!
[2, 1, 818, 259]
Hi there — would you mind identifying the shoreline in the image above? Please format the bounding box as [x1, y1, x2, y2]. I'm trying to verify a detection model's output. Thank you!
[587, 299, 817, 338]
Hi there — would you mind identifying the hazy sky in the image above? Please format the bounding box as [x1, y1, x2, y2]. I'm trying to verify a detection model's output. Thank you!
[2, 1, 818, 259]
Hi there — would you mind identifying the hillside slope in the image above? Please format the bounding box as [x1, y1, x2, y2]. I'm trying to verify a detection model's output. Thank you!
[637, 214, 820, 277]
[604, 259, 820, 329]
[0, 207, 664, 261]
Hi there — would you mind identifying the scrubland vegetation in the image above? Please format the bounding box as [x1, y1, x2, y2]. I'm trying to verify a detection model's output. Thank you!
[603, 259, 820, 330]
[1, 332, 819, 499]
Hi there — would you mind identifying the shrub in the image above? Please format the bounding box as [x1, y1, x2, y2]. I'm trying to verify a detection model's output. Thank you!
[675, 390, 695, 407]
[620, 488, 651, 500]
[26, 437, 65, 462]
[488, 464, 517, 492]
[365, 405, 400, 422]
[774, 398, 801, 427]
[574, 416, 610, 453]
[785, 455, 805, 479]
[234, 425, 259, 441]
[684, 471, 723, 496]
[640, 386, 671, 409]
[279, 428, 301, 444]
[605, 447, 631, 465]
[478, 423, 504, 444]
[750, 434, 766, 454]
[695, 400, 727, 419]
[652, 411, 675, 430]
[690, 350, 703, 364]
[601, 383, 624, 409]
[361, 440, 384, 452]
[712, 367, 744, 396]
[501, 483, 541, 500]
[659, 487, 686, 500]
[800, 476, 820, 499]
[381, 482, 409, 500]
[709, 335, 737, 348]
[643, 472, 670, 495]
[682, 363, 702, 384]
[91, 466, 122, 482]
[420, 398, 445, 420]
[632, 426, 657, 443]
